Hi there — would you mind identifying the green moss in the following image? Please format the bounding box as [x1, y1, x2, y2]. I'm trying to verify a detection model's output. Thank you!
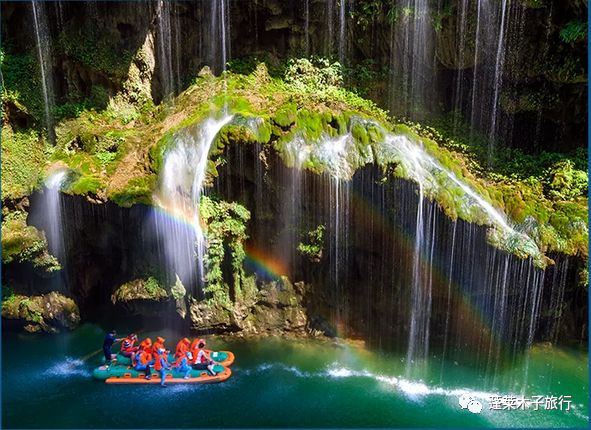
[69, 175, 105, 196]
[1, 127, 47, 200]
[108, 175, 156, 207]
[273, 103, 297, 128]
[200, 196, 250, 306]
[1, 211, 61, 272]
[111, 277, 168, 304]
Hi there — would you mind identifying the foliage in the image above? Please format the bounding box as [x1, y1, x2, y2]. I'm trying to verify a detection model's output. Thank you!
[560, 21, 587, 44]
[1, 127, 48, 200]
[297, 225, 325, 261]
[200, 196, 250, 306]
[170, 275, 186, 301]
[284, 58, 343, 91]
[544, 160, 588, 201]
[1, 49, 44, 121]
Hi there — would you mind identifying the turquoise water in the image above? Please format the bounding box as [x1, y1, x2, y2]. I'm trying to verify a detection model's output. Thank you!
[2, 324, 588, 428]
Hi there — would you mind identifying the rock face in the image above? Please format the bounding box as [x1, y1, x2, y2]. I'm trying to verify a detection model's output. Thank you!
[2, 292, 80, 333]
[189, 276, 308, 336]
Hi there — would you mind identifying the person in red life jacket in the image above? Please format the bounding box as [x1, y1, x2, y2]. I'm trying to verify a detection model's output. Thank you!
[120, 333, 139, 358]
[154, 347, 172, 386]
[175, 338, 191, 360]
[175, 351, 193, 379]
[191, 339, 217, 376]
[134, 348, 154, 380]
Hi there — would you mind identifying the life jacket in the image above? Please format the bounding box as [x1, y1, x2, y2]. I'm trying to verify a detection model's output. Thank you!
[121, 337, 136, 353]
[189, 339, 200, 363]
[175, 338, 190, 358]
[153, 337, 165, 354]
[137, 351, 152, 366]
[154, 352, 169, 371]
[139, 338, 152, 351]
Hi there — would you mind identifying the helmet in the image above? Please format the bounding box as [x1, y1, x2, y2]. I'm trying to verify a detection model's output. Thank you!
[198, 338, 206, 345]
[182, 337, 190, 344]
[156, 336, 165, 343]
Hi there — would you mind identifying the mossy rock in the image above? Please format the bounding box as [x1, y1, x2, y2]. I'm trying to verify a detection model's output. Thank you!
[111, 277, 168, 304]
[1, 211, 61, 272]
[2, 292, 80, 333]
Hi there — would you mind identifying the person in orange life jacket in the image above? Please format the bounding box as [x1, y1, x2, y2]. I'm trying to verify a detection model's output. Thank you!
[134, 348, 154, 379]
[191, 339, 217, 376]
[174, 351, 193, 379]
[133, 337, 152, 366]
[152, 336, 166, 354]
[154, 347, 172, 386]
[175, 338, 190, 359]
[102, 330, 124, 367]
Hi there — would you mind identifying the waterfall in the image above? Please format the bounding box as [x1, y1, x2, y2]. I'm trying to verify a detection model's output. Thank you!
[393, 0, 434, 118]
[338, 0, 346, 64]
[44, 171, 67, 260]
[31, 0, 55, 142]
[488, 0, 509, 159]
[152, 115, 233, 292]
[157, 0, 175, 98]
[209, 0, 230, 74]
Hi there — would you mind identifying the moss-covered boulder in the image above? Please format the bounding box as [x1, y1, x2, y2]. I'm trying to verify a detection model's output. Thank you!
[2, 292, 80, 333]
[110, 277, 168, 304]
[1, 210, 61, 273]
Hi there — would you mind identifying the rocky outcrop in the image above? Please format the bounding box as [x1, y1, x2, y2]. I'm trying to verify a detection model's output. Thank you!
[189, 276, 308, 336]
[2, 292, 80, 333]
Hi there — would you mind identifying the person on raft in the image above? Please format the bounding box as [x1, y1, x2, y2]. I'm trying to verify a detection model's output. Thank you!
[174, 351, 193, 380]
[192, 339, 217, 376]
[175, 337, 191, 360]
[120, 333, 139, 361]
[154, 347, 172, 386]
[102, 330, 124, 367]
[134, 346, 154, 380]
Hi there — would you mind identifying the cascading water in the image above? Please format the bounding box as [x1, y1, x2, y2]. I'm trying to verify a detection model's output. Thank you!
[338, 0, 346, 65]
[43, 171, 67, 260]
[156, 0, 175, 98]
[209, 0, 230, 74]
[152, 115, 233, 292]
[391, 0, 434, 118]
[31, 0, 55, 142]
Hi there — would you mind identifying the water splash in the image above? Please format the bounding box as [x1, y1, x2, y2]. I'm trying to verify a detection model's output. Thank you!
[153, 115, 233, 291]
[44, 357, 90, 378]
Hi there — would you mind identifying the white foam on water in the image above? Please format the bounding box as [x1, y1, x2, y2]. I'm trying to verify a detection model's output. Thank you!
[43, 357, 90, 378]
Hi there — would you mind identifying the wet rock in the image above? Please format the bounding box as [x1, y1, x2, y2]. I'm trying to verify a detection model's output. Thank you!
[2, 292, 80, 333]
